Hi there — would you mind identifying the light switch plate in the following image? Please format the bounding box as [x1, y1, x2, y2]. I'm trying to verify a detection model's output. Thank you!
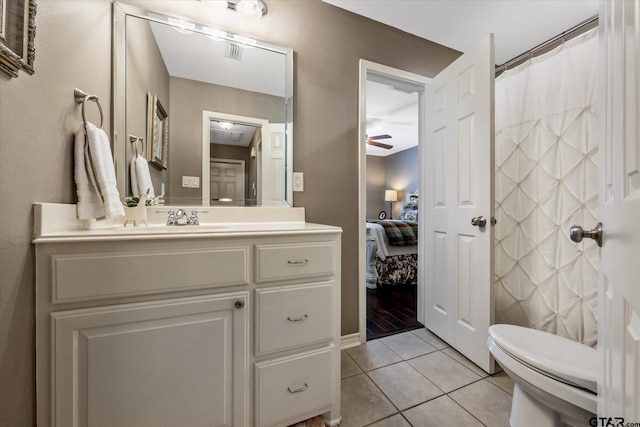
[293, 172, 304, 192]
[182, 176, 200, 188]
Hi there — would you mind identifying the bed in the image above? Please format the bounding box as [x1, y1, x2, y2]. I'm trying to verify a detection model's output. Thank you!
[366, 198, 419, 289]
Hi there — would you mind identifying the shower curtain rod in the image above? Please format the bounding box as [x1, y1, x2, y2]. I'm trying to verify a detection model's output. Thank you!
[495, 14, 598, 73]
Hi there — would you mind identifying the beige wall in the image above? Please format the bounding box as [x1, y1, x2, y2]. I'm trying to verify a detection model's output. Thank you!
[0, 1, 459, 423]
[169, 77, 284, 200]
[366, 155, 386, 219]
[0, 2, 112, 424]
[125, 14, 170, 197]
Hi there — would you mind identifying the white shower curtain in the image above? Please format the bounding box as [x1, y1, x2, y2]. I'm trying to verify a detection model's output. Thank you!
[495, 28, 599, 346]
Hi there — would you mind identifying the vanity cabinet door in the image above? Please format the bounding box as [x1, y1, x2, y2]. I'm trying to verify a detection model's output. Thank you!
[51, 292, 249, 427]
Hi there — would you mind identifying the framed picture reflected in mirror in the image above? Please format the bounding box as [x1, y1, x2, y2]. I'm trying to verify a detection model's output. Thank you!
[0, 0, 36, 78]
[146, 93, 169, 170]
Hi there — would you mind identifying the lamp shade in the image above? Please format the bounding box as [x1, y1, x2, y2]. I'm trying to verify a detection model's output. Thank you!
[384, 190, 398, 202]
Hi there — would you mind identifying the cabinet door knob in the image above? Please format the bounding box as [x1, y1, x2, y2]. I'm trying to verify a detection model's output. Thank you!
[234, 300, 245, 309]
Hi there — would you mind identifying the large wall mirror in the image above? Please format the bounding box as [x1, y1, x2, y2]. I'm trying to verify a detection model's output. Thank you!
[113, 2, 293, 207]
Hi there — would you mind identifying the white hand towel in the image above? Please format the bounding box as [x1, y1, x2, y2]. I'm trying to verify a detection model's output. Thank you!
[130, 154, 155, 197]
[74, 123, 125, 220]
[130, 156, 139, 197]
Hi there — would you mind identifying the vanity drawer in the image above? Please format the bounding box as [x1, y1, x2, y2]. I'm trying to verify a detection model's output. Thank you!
[52, 247, 248, 303]
[255, 242, 335, 283]
[255, 282, 333, 355]
[255, 346, 334, 427]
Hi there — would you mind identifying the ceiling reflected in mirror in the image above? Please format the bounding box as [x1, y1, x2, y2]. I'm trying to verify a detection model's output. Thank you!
[148, 20, 285, 97]
[210, 121, 258, 147]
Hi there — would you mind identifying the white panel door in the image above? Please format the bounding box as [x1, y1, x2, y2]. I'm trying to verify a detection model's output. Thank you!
[424, 34, 495, 373]
[261, 123, 286, 204]
[211, 161, 245, 203]
[598, 0, 640, 419]
[51, 292, 249, 427]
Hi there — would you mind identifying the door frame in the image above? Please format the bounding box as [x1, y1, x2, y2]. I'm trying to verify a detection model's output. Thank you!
[357, 60, 430, 344]
[202, 110, 269, 206]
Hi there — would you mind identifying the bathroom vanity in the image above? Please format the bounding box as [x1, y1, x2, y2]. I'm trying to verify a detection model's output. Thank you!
[33, 204, 342, 427]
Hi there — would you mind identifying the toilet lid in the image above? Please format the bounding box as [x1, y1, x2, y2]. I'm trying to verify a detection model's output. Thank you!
[489, 324, 597, 393]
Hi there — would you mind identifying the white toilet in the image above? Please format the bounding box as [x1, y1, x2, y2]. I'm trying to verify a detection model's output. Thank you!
[487, 324, 597, 427]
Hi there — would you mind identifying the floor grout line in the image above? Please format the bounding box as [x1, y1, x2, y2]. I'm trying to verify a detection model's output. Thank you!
[341, 330, 513, 427]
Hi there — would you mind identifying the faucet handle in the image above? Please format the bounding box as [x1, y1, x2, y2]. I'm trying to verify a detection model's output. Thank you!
[189, 210, 199, 225]
[166, 210, 176, 226]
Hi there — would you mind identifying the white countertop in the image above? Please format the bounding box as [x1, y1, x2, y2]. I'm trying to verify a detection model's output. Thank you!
[33, 203, 341, 243]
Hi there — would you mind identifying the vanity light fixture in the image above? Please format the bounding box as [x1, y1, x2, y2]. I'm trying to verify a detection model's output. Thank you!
[200, 0, 228, 10]
[201, 27, 227, 41]
[233, 34, 257, 48]
[219, 121, 234, 130]
[235, 0, 268, 19]
[167, 17, 196, 34]
[199, 0, 268, 20]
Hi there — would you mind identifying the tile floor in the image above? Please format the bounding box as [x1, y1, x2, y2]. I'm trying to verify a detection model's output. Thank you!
[340, 328, 514, 427]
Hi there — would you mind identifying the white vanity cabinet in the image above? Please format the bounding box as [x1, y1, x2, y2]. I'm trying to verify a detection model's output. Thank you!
[34, 219, 341, 427]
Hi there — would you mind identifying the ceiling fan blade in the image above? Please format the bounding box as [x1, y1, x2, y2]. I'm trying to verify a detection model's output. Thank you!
[368, 134, 392, 140]
[367, 140, 393, 149]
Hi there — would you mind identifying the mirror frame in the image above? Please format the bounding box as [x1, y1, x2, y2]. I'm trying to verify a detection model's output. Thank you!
[112, 1, 294, 207]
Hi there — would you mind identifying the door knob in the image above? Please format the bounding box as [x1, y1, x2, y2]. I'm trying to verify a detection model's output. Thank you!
[471, 216, 487, 227]
[569, 222, 603, 247]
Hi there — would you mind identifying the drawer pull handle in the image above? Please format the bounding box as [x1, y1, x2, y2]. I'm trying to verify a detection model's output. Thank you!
[287, 314, 309, 322]
[287, 383, 309, 394]
[287, 259, 309, 266]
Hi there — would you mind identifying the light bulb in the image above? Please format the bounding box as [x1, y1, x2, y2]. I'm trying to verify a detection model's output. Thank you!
[168, 18, 195, 34]
[233, 34, 257, 48]
[201, 0, 228, 10]
[236, 0, 264, 19]
[201, 27, 227, 42]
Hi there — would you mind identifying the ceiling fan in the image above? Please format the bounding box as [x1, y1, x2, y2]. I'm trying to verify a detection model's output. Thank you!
[366, 134, 393, 149]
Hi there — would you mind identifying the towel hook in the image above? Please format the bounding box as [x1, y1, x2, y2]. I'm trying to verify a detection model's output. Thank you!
[129, 134, 144, 157]
[74, 88, 104, 129]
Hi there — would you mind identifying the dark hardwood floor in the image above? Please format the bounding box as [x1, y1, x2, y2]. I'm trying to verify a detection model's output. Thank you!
[367, 283, 423, 340]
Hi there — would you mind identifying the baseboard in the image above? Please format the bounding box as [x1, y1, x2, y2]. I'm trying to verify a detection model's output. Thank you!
[340, 333, 362, 350]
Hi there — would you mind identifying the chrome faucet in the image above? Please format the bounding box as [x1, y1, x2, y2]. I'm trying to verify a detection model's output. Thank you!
[166, 209, 199, 226]
[175, 209, 189, 225]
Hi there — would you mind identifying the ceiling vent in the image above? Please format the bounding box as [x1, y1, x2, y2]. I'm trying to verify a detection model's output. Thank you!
[212, 129, 243, 142]
[225, 41, 243, 61]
